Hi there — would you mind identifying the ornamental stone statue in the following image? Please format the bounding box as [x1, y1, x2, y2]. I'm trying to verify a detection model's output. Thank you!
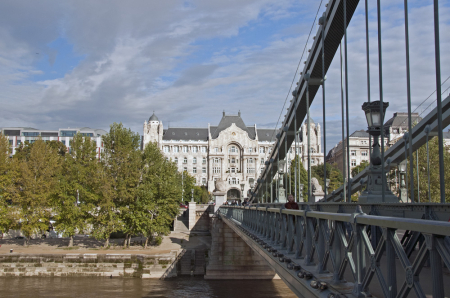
[214, 178, 227, 192]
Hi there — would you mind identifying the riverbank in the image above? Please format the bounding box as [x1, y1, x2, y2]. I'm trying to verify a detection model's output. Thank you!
[0, 231, 211, 278]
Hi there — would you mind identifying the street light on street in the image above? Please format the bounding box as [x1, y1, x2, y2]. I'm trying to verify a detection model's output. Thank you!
[278, 160, 286, 203]
[299, 183, 304, 202]
[240, 183, 245, 200]
[359, 101, 399, 203]
[399, 160, 407, 203]
[191, 188, 194, 203]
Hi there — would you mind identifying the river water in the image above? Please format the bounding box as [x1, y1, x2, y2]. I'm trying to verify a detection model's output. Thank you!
[0, 276, 296, 298]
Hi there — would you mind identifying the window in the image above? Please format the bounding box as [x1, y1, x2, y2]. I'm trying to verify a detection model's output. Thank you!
[193, 157, 197, 164]
[361, 151, 368, 156]
[261, 159, 265, 165]
[193, 167, 197, 174]
[17, 140, 22, 146]
[248, 158, 254, 164]
[213, 167, 221, 174]
[247, 168, 255, 174]
[173, 146, 179, 153]
[22, 132, 39, 137]
[230, 178, 237, 185]
[60, 130, 77, 137]
[182, 146, 188, 153]
[230, 168, 236, 173]
[229, 146, 237, 153]
[163, 146, 170, 153]
[202, 157, 206, 164]
[214, 158, 220, 164]
[311, 159, 315, 164]
[192, 147, 198, 153]
[174, 157, 178, 164]
[184, 167, 188, 172]
[61, 140, 66, 146]
[351, 150, 356, 156]
[183, 157, 188, 164]
[248, 147, 253, 153]
[231, 157, 236, 163]
[259, 147, 265, 153]
[68, 140, 72, 147]
[214, 147, 219, 153]
[201, 146, 206, 153]
[201, 178, 207, 185]
[351, 160, 357, 166]
[202, 167, 206, 173]
[9, 140, 13, 146]
[261, 168, 264, 173]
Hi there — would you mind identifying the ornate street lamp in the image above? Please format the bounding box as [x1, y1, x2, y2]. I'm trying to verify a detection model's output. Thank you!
[359, 101, 399, 203]
[249, 178, 255, 189]
[191, 188, 194, 203]
[240, 183, 245, 200]
[398, 160, 407, 203]
[299, 184, 304, 202]
[278, 160, 286, 203]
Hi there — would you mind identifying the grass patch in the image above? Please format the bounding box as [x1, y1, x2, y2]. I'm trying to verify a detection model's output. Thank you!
[62, 246, 80, 250]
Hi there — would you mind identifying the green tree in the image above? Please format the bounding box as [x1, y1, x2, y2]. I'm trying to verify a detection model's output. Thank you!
[52, 133, 100, 246]
[351, 161, 369, 178]
[137, 142, 181, 248]
[181, 171, 196, 204]
[0, 134, 18, 237]
[408, 137, 450, 203]
[13, 139, 61, 245]
[311, 162, 343, 193]
[287, 155, 308, 201]
[97, 122, 141, 247]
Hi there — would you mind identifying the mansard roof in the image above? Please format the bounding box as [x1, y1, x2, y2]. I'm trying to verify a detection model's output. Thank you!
[163, 127, 208, 141]
[384, 112, 422, 129]
[211, 114, 255, 139]
[350, 130, 370, 138]
[257, 129, 277, 142]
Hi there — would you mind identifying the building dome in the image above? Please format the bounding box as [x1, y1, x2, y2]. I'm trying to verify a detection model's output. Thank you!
[149, 112, 159, 122]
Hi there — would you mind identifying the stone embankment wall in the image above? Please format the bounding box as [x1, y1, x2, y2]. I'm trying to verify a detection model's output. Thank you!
[0, 252, 179, 278]
[188, 203, 213, 231]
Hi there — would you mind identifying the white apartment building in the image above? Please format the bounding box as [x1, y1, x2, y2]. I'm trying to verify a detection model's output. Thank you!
[142, 112, 323, 201]
[1, 127, 107, 157]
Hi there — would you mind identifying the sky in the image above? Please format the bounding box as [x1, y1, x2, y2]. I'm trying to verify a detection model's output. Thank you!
[0, 0, 449, 151]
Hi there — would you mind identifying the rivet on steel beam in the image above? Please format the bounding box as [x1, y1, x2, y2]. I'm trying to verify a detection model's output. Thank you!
[310, 280, 319, 289]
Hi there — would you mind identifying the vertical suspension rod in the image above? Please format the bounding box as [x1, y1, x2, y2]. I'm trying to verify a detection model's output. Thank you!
[321, 13, 327, 199]
[365, 0, 372, 162]
[340, 41, 346, 202]
[376, 0, 386, 202]
[433, 0, 445, 204]
[404, 0, 415, 203]
[344, 0, 351, 203]
[295, 113, 298, 201]
[307, 84, 312, 202]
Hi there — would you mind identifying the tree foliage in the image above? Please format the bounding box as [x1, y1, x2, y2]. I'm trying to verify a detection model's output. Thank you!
[0, 123, 183, 248]
[408, 137, 450, 203]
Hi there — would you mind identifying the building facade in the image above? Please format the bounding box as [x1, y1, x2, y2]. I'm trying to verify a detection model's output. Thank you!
[1, 127, 107, 157]
[143, 112, 323, 201]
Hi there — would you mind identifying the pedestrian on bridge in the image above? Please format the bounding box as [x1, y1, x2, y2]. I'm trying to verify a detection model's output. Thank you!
[284, 194, 299, 210]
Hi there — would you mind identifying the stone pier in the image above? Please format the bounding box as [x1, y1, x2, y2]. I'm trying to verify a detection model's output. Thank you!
[205, 217, 277, 279]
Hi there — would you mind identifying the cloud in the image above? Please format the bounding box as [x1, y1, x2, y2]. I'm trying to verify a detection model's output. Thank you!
[0, 0, 449, 156]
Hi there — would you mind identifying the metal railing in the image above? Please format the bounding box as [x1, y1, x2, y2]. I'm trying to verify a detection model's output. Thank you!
[219, 205, 450, 297]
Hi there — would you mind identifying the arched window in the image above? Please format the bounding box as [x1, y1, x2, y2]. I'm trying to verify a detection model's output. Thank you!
[183, 157, 188, 164]
[248, 158, 254, 164]
[174, 157, 178, 164]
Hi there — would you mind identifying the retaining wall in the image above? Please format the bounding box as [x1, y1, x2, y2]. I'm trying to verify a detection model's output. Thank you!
[0, 252, 179, 278]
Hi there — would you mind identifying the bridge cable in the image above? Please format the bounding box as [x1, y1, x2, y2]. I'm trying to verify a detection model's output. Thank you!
[270, 0, 324, 143]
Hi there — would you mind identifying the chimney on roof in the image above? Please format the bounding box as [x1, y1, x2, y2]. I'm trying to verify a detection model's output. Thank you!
[223, 110, 225, 117]
[238, 110, 241, 117]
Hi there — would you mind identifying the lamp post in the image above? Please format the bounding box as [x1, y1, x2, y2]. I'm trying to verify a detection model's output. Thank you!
[278, 160, 286, 203]
[191, 188, 194, 203]
[398, 160, 407, 203]
[299, 184, 304, 202]
[359, 101, 399, 203]
[240, 183, 245, 202]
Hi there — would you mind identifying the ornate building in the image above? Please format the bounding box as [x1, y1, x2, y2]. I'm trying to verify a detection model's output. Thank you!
[143, 111, 323, 201]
